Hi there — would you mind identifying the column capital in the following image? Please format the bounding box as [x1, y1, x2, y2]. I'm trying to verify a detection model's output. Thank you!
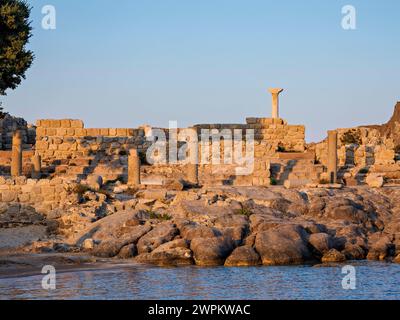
[268, 88, 284, 95]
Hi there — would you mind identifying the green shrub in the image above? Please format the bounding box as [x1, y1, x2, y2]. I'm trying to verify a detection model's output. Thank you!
[319, 178, 330, 185]
[148, 211, 172, 221]
[235, 204, 253, 217]
[358, 167, 369, 174]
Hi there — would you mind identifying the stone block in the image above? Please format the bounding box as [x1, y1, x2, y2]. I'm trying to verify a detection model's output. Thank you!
[1, 190, 17, 202]
[117, 128, 128, 136]
[71, 120, 84, 128]
[60, 119, 71, 128]
[284, 179, 311, 189]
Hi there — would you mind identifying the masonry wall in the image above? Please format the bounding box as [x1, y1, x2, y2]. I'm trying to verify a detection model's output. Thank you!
[34, 117, 306, 186]
[0, 114, 35, 150]
[0, 176, 70, 214]
[35, 119, 150, 159]
[314, 127, 396, 167]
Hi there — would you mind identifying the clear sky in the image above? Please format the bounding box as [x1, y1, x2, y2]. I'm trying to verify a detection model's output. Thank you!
[3, 0, 400, 142]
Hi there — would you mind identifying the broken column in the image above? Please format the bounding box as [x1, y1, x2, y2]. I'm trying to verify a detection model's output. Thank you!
[268, 88, 284, 119]
[128, 149, 141, 186]
[187, 163, 199, 186]
[11, 130, 23, 177]
[327, 130, 338, 184]
[31, 152, 42, 179]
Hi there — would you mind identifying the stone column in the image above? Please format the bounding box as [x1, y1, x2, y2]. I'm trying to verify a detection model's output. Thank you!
[268, 88, 284, 119]
[31, 152, 42, 179]
[11, 130, 23, 177]
[327, 130, 338, 184]
[187, 163, 199, 186]
[128, 149, 141, 186]
[186, 134, 199, 185]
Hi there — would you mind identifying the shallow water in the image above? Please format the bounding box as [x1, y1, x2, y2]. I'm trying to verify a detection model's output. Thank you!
[0, 261, 399, 300]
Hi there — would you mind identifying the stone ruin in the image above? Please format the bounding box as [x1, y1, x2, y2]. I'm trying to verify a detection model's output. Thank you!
[1, 89, 400, 212]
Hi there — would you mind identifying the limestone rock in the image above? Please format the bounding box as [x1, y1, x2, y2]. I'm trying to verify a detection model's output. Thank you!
[342, 243, 366, 260]
[224, 246, 261, 267]
[255, 224, 313, 265]
[190, 236, 235, 266]
[308, 232, 332, 254]
[180, 223, 222, 241]
[117, 243, 137, 259]
[135, 239, 193, 266]
[366, 174, 384, 188]
[82, 238, 95, 250]
[321, 249, 346, 263]
[136, 222, 178, 254]
[367, 236, 394, 261]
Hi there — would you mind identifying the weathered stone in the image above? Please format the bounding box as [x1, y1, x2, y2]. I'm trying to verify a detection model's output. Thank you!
[224, 246, 261, 266]
[321, 249, 346, 263]
[135, 239, 193, 266]
[136, 222, 178, 254]
[11, 130, 23, 177]
[128, 149, 141, 186]
[255, 224, 313, 265]
[308, 233, 332, 254]
[366, 174, 384, 188]
[190, 236, 235, 266]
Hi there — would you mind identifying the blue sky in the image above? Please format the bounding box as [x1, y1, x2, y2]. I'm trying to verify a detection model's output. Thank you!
[3, 0, 400, 141]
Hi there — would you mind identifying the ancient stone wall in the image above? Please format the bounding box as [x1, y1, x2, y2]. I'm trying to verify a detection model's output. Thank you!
[0, 114, 35, 150]
[314, 127, 396, 167]
[0, 150, 35, 176]
[33, 118, 306, 186]
[0, 176, 70, 213]
[35, 119, 150, 159]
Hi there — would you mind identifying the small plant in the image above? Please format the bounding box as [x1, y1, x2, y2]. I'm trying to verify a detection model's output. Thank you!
[277, 144, 286, 152]
[358, 167, 369, 174]
[147, 210, 172, 220]
[158, 213, 172, 221]
[235, 204, 254, 217]
[319, 178, 330, 185]
[270, 177, 278, 185]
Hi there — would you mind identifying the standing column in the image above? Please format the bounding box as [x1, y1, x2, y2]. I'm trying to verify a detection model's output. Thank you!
[128, 149, 141, 186]
[31, 152, 42, 179]
[11, 130, 23, 177]
[327, 130, 338, 184]
[187, 163, 199, 186]
[268, 88, 284, 119]
[186, 133, 199, 186]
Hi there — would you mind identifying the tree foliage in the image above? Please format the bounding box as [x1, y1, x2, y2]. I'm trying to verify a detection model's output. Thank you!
[0, 0, 34, 97]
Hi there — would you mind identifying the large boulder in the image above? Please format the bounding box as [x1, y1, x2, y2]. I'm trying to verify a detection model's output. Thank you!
[321, 249, 346, 263]
[367, 235, 394, 261]
[135, 239, 193, 266]
[190, 236, 235, 266]
[180, 223, 221, 241]
[224, 246, 261, 267]
[308, 233, 333, 255]
[136, 222, 178, 254]
[255, 224, 314, 265]
[325, 202, 368, 224]
[92, 224, 151, 257]
[342, 243, 366, 260]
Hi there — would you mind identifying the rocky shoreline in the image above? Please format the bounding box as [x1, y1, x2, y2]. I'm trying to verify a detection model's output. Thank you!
[2, 185, 400, 270]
